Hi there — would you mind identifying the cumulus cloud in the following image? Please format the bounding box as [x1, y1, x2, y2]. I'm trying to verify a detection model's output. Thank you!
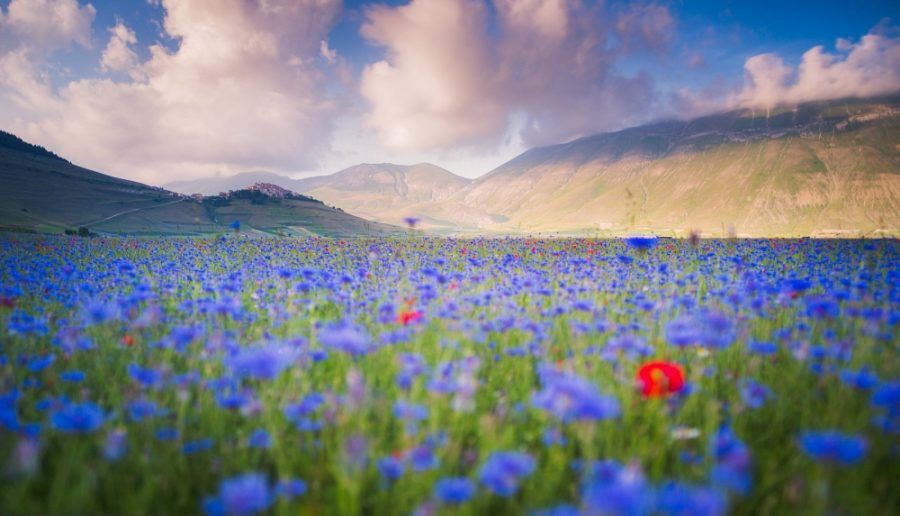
[100, 22, 139, 73]
[0, 0, 342, 184]
[0, 0, 96, 51]
[359, 0, 675, 152]
[737, 26, 900, 109]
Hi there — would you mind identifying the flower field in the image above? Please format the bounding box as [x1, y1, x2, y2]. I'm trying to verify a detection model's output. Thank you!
[0, 235, 897, 515]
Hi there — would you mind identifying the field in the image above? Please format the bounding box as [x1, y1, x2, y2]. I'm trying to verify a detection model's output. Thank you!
[0, 235, 898, 515]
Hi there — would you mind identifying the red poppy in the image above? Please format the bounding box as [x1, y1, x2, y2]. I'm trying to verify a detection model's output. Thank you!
[122, 335, 135, 347]
[396, 310, 423, 326]
[637, 360, 685, 398]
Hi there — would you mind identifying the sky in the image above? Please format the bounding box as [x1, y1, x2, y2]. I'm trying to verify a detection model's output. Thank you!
[0, 0, 898, 186]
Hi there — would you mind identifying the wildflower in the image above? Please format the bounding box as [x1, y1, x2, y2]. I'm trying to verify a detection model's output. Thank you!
[479, 451, 535, 496]
[122, 335, 135, 346]
[710, 427, 752, 494]
[581, 461, 650, 515]
[532, 367, 620, 422]
[397, 309, 423, 326]
[434, 477, 475, 504]
[60, 370, 85, 383]
[183, 438, 214, 454]
[377, 456, 405, 482]
[740, 379, 772, 409]
[624, 236, 658, 251]
[318, 322, 373, 356]
[127, 363, 165, 389]
[654, 482, 726, 516]
[275, 479, 307, 500]
[839, 368, 879, 390]
[248, 429, 271, 449]
[51, 401, 105, 433]
[798, 431, 867, 465]
[203, 472, 272, 515]
[404, 217, 420, 228]
[408, 443, 438, 471]
[636, 361, 685, 398]
[224, 344, 297, 381]
[104, 429, 127, 461]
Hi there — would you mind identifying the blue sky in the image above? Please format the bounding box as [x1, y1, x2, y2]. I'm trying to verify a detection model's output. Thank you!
[0, 0, 898, 184]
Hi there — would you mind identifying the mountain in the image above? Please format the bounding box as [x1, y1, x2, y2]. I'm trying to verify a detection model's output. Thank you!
[166, 162, 472, 230]
[0, 131, 401, 237]
[441, 96, 900, 236]
[166, 171, 303, 196]
[297, 163, 472, 230]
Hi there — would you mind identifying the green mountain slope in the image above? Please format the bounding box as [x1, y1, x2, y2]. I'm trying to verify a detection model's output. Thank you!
[0, 132, 401, 237]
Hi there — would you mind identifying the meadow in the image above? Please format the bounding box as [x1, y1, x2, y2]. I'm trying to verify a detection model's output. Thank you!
[0, 235, 897, 515]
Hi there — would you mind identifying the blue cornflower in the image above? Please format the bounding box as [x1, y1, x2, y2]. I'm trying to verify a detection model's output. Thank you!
[393, 400, 428, 422]
[408, 443, 438, 471]
[581, 461, 651, 515]
[532, 367, 620, 423]
[103, 429, 127, 461]
[127, 363, 165, 389]
[27, 355, 55, 373]
[275, 478, 307, 500]
[183, 438, 214, 454]
[624, 236, 659, 251]
[798, 431, 867, 465]
[434, 477, 475, 504]
[839, 368, 879, 390]
[51, 401, 105, 433]
[710, 427, 752, 495]
[156, 428, 180, 441]
[478, 451, 535, 497]
[740, 379, 772, 409]
[203, 472, 272, 516]
[654, 482, 726, 516]
[248, 429, 271, 449]
[377, 456, 405, 482]
[224, 344, 297, 381]
[317, 323, 372, 356]
[748, 341, 778, 355]
[60, 370, 86, 383]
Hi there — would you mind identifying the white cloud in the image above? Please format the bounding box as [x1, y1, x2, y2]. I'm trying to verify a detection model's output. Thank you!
[359, 0, 674, 152]
[0, 0, 342, 184]
[737, 28, 900, 109]
[0, 0, 96, 51]
[100, 22, 139, 73]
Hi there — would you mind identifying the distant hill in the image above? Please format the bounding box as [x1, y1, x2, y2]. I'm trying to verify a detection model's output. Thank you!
[435, 96, 900, 236]
[0, 136, 401, 237]
[166, 171, 304, 196]
[167, 162, 472, 231]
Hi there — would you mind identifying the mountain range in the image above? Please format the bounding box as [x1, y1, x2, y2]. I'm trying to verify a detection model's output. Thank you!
[166, 96, 900, 237]
[0, 132, 401, 237]
[3, 96, 898, 237]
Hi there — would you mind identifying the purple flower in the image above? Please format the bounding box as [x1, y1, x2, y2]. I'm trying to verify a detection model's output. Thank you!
[104, 429, 127, 461]
[434, 477, 475, 504]
[798, 431, 867, 465]
[203, 472, 273, 516]
[478, 451, 535, 496]
[581, 461, 650, 515]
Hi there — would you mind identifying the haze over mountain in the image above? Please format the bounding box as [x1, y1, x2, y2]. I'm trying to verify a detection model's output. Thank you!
[0, 131, 401, 237]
